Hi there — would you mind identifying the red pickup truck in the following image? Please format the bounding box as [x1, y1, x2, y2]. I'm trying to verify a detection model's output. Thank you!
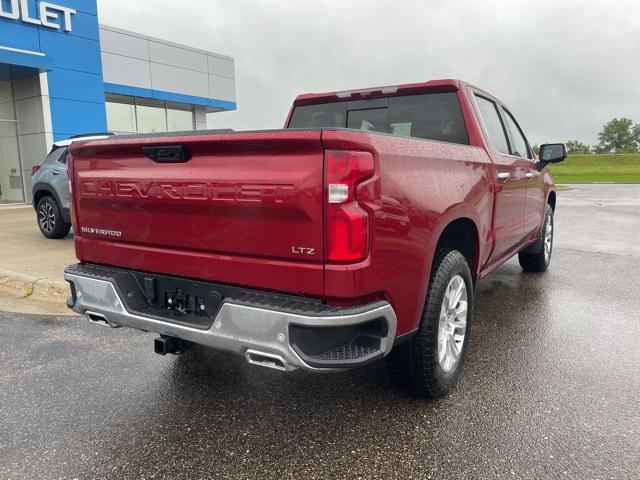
[64, 79, 566, 397]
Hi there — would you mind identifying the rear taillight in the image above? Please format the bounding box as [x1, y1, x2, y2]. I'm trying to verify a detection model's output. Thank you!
[325, 150, 375, 262]
[31, 165, 41, 175]
[66, 151, 73, 196]
[66, 151, 79, 229]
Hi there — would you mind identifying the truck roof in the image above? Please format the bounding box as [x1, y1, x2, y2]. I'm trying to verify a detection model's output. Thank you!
[292, 78, 480, 105]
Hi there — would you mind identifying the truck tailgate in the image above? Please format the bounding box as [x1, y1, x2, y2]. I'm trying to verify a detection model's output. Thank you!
[70, 131, 325, 295]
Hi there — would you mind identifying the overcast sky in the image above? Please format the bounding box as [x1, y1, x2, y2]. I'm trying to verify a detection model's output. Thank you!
[98, 0, 640, 146]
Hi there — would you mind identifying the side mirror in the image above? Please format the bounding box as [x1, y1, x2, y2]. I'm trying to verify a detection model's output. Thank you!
[538, 143, 567, 165]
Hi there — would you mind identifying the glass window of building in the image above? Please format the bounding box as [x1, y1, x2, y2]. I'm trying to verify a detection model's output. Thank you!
[137, 102, 167, 133]
[105, 96, 196, 134]
[167, 106, 194, 131]
[106, 101, 136, 133]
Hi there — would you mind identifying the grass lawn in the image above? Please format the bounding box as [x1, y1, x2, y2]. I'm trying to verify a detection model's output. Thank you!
[550, 154, 640, 183]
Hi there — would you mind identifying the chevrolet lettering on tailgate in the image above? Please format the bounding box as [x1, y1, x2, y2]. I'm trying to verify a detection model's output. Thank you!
[80, 180, 296, 204]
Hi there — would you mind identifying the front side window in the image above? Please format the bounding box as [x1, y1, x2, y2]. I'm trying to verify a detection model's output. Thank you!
[475, 95, 509, 154]
[288, 92, 469, 145]
[501, 107, 531, 159]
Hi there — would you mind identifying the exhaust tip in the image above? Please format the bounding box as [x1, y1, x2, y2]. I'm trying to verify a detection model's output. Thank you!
[245, 349, 289, 371]
[86, 311, 119, 328]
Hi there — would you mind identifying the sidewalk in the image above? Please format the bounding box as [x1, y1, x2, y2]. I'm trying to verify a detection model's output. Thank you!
[0, 205, 75, 309]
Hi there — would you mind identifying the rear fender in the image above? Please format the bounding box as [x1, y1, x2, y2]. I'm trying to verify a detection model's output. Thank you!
[409, 205, 482, 331]
[32, 182, 71, 223]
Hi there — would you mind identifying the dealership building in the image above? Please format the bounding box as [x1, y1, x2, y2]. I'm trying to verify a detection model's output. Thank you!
[0, 0, 237, 203]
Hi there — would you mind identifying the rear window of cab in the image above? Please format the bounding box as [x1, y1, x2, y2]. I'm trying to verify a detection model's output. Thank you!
[288, 92, 469, 145]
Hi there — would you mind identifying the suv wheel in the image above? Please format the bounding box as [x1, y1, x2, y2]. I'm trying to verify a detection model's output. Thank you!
[37, 196, 71, 239]
[386, 249, 473, 397]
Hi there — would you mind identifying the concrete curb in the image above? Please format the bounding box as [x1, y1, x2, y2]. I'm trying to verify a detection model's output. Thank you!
[0, 268, 68, 301]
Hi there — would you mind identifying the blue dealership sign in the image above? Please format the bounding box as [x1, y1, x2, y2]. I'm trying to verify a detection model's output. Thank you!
[0, 0, 106, 140]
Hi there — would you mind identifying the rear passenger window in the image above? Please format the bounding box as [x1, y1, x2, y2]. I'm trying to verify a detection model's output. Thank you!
[475, 96, 509, 155]
[47, 147, 68, 165]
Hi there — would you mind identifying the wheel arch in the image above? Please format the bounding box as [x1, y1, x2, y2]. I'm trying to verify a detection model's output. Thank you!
[32, 183, 59, 209]
[403, 211, 482, 334]
[432, 216, 480, 283]
[32, 183, 70, 223]
[547, 190, 556, 211]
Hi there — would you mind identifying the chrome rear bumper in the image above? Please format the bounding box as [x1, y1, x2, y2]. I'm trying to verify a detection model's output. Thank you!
[64, 264, 397, 372]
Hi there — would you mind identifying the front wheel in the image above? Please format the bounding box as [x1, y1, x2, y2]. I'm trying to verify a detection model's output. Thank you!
[519, 205, 554, 272]
[386, 249, 473, 398]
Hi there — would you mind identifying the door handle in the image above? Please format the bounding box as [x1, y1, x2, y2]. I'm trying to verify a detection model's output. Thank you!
[525, 172, 539, 179]
[497, 172, 511, 182]
[52, 170, 60, 175]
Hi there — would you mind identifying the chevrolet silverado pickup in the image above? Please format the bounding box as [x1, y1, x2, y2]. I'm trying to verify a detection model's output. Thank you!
[64, 79, 566, 397]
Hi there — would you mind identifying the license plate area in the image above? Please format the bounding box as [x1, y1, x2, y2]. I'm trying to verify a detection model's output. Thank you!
[163, 288, 209, 317]
[109, 270, 238, 329]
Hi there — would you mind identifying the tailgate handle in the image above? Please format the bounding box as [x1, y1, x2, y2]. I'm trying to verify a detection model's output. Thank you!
[143, 145, 192, 163]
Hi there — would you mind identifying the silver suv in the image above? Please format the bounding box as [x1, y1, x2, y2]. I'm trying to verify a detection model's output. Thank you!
[31, 133, 114, 239]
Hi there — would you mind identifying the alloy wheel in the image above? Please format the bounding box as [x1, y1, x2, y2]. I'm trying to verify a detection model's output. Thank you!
[544, 215, 553, 262]
[437, 274, 468, 373]
[38, 202, 56, 234]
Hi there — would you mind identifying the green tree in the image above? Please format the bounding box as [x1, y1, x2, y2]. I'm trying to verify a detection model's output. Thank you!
[616, 146, 639, 154]
[593, 145, 608, 154]
[566, 140, 591, 155]
[597, 118, 636, 153]
[633, 123, 640, 149]
[531, 144, 540, 155]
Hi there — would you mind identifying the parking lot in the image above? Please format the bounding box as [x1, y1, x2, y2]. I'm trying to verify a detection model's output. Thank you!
[1, 184, 639, 479]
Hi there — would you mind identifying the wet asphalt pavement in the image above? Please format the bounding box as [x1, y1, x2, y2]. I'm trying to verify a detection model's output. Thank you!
[1, 185, 639, 479]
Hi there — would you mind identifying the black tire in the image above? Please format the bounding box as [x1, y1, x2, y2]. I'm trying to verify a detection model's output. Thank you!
[386, 249, 473, 398]
[36, 196, 71, 239]
[518, 205, 553, 272]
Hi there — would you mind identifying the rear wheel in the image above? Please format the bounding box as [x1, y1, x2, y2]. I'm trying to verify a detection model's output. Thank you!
[386, 249, 473, 398]
[37, 196, 71, 239]
[519, 205, 553, 272]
